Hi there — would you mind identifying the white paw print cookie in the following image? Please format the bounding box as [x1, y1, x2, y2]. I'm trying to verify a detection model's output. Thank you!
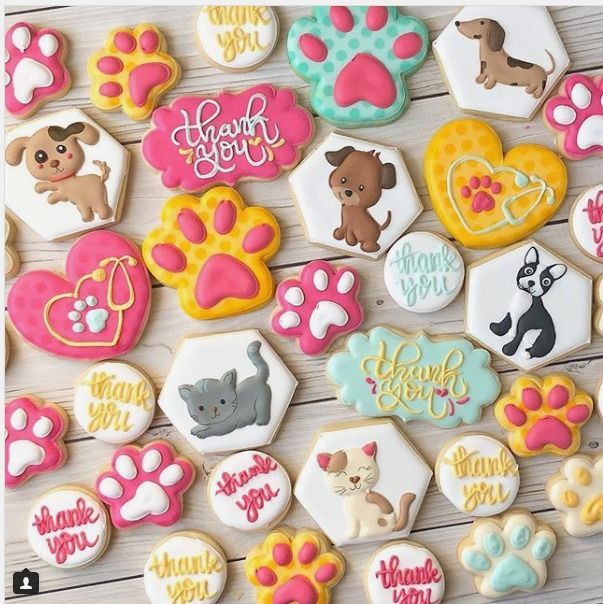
[458, 510, 556, 598]
[547, 454, 603, 537]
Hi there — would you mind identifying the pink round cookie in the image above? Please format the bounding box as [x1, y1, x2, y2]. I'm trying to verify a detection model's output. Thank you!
[7, 230, 151, 360]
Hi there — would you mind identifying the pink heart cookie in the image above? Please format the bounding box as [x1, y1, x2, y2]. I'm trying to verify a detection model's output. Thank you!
[7, 230, 151, 360]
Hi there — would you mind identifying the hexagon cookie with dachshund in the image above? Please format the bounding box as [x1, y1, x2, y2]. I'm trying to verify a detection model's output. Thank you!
[289, 133, 422, 259]
[5, 108, 129, 241]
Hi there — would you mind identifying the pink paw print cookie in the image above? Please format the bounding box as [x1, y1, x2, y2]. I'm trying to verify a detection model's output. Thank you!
[544, 74, 603, 160]
[88, 24, 180, 121]
[5, 396, 68, 488]
[272, 260, 363, 355]
[495, 374, 593, 457]
[95, 440, 195, 529]
[5, 22, 71, 119]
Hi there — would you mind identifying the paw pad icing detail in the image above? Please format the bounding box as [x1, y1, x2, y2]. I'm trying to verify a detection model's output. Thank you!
[272, 260, 364, 355]
[245, 528, 345, 604]
[5, 22, 71, 118]
[495, 374, 593, 457]
[95, 441, 195, 529]
[5, 396, 68, 488]
[459, 511, 556, 598]
[143, 187, 280, 319]
[88, 24, 180, 121]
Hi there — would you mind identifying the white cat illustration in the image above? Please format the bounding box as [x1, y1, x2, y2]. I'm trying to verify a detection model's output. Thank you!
[317, 442, 416, 540]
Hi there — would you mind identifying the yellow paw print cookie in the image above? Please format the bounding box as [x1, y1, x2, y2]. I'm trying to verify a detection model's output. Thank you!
[88, 24, 180, 121]
[424, 119, 567, 249]
[142, 186, 280, 320]
[547, 454, 603, 537]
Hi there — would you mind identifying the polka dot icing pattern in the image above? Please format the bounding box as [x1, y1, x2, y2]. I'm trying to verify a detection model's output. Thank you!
[142, 84, 313, 192]
[287, 6, 428, 128]
[245, 528, 345, 604]
[7, 230, 151, 360]
[5, 396, 68, 488]
[5, 22, 71, 119]
[88, 24, 180, 121]
[327, 326, 501, 429]
[425, 119, 567, 249]
[569, 185, 603, 262]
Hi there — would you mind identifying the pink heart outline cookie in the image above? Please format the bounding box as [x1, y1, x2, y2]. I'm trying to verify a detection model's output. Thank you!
[7, 230, 151, 360]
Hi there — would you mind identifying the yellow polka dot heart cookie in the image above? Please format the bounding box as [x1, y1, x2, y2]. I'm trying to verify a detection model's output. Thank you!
[424, 119, 567, 249]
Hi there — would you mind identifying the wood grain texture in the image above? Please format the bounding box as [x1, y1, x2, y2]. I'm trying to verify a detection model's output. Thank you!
[4, 4, 603, 603]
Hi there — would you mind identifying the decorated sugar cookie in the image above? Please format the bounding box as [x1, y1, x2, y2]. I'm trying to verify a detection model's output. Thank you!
[272, 260, 364, 356]
[88, 24, 180, 121]
[365, 540, 445, 604]
[433, 7, 569, 120]
[287, 6, 428, 128]
[547, 454, 603, 537]
[466, 241, 592, 371]
[435, 433, 519, 516]
[544, 74, 603, 160]
[208, 450, 291, 531]
[144, 530, 228, 604]
[458, 510, 556, 598]
[159, 330, 297, 455]
[74, 361, 156, 444]
[7, 230, 151, 360]
[5, 396, 68, 488]
[95, 440, 195, 529]
[196, 6, 279, 72]
[384, 231, 465, 313]
[143, 187, 280, 320]
[246, 527, 345, 603]
[289, 132, 422, 259]
[327, 326, 501, 429]
[596, 275, 603, 337]
[28, 485, 110, 568]
[5, 108, 130, 241]
[5, 215, 20, 280]
[425, 119, 567, 249]
[569, 185, 603, 262]
[598, 378, 603, 420]
[5, 22, 71, 119]
[495, 374, 593, 458]
[294, 419, 432, 546]
[142, 84, 313, 192]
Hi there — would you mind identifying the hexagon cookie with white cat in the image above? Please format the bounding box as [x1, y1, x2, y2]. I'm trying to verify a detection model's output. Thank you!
[289, 133, 422, 259]
[466, 241, 592, 371]
[433, 7, 569, 120]
[159, 330, 297, 455]
[5, 108, 129, 241]
[294, 418, 432, 546]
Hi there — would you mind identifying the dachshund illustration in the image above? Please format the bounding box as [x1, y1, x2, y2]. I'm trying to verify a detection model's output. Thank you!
[456, 18, 555, 99]
[326, 146, 397, 253]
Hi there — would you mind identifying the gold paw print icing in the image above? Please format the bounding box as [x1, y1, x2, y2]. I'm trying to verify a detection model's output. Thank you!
[548, 454, 603, 537]
[5, 216, 20, 279]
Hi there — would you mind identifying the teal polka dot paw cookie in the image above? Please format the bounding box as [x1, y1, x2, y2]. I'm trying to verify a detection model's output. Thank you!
[458, 510, 556, 598]
[287, 6, 428, 128]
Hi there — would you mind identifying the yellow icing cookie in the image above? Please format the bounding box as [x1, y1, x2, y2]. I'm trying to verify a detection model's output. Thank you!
[424, 118, 567, 249]
[142, 186, 280, 320]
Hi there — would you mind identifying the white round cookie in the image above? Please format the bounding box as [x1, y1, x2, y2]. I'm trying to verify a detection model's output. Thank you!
[144, 531, 227, 604]
[74, 361, 156, 444]
[365, 540, 445, 604]
[436, 433, 520, 517]
[384, 231, 464, 313]
[196, 6, 279, 72]
[208, 450, 291, 531]
[28, 486, 110, 568]
[569, 184, 603, 262]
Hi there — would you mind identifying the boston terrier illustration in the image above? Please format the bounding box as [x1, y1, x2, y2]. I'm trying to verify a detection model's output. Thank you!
[489, 246, 566, 359]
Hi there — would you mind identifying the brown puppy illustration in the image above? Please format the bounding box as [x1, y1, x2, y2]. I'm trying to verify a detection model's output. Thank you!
[456, 18, 555, 99]
[326, 146, 396, 253]
[5, 122, 112, 222]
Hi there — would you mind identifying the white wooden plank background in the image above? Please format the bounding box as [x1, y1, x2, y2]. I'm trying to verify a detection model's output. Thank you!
[4, 4, 603, 603]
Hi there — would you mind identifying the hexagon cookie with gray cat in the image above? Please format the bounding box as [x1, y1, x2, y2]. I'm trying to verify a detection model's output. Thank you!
[159, 330, 297, 455]
[294, 419, 432, 546]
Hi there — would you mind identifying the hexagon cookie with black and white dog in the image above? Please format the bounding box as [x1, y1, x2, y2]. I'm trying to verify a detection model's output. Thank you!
[159, 330, 297, 455]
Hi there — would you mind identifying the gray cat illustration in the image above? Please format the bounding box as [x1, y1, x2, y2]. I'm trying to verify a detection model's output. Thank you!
[178, 340, 272, 439]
